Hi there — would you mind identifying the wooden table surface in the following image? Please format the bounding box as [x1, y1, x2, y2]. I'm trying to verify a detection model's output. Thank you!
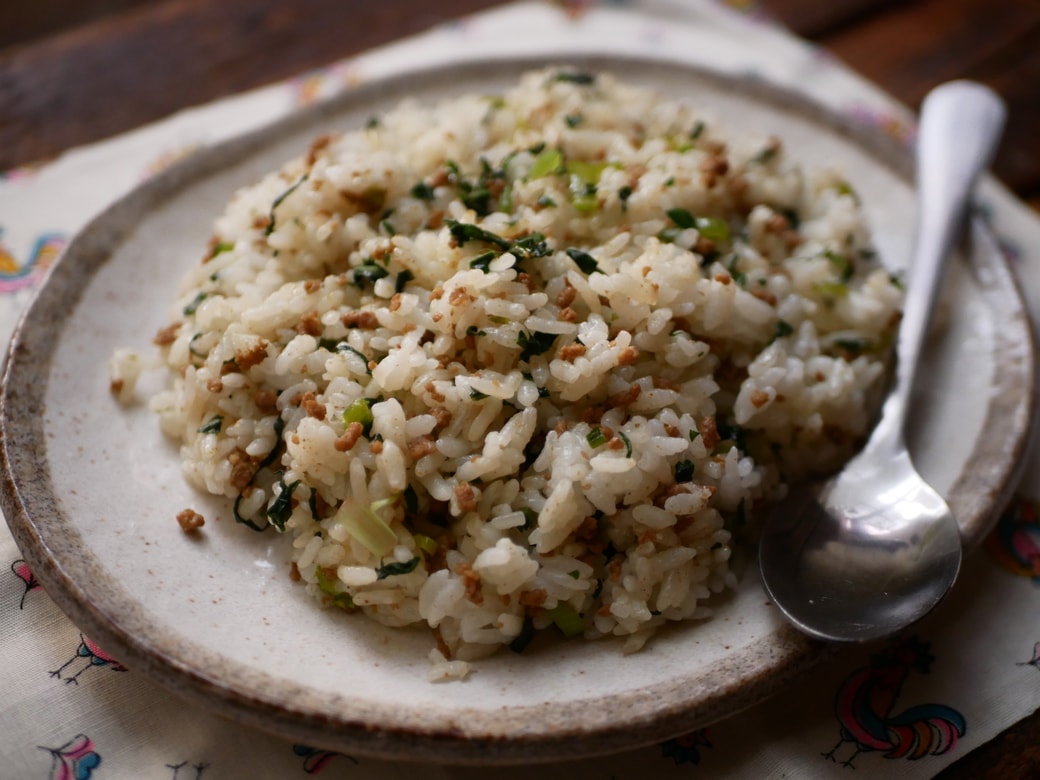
[1, 0, 1038, 776]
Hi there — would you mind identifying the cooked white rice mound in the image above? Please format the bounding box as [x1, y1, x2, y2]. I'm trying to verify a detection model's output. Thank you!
[142, 69, 901, 673]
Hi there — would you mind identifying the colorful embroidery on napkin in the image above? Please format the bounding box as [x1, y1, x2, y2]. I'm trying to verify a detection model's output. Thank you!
[0, 229, 65, 293]
[50, 635, 127, 685]
[166, 760, 209, 779]
[9, 558, 41, 609]
[292, 745, 358, 774]
[39, 733, 102, 780]
[660, 727, 712, 765]
[824, 636, 966, 768]
[1019, 642, 1040, 671]
[985, 497, 1040, 582]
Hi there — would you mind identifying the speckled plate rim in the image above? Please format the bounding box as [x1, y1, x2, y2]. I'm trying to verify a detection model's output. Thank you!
[0, 54, 1034, 765]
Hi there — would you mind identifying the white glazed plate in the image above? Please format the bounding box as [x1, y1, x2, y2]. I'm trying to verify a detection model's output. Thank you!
[1, 56, 1034, 764]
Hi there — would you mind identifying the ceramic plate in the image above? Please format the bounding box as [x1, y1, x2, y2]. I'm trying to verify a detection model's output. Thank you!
[1, 56, 1034, 764]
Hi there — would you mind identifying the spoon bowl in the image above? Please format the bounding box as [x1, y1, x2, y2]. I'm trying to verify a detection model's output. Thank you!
[758, 81, 1007, 643]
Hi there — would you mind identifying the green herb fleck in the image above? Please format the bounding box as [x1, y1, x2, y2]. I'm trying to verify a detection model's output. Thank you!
[352, 262, 389, 288]
[376, 557, 420, 580]
[394, 269, 414, 293]
[618, 185, 633, 210]
[690, 120, 705, 140]
[695, 216, 730, 242]
[315, 565, 356, 610]
[667, 208, 696, 229]
[517, 330, 557, 361]
[197, 415, 223, 435]
[183, 291, 209, 316]
[511, 232, 551, 259]
[210, 241, 234, 258]
[586, 428, 608, 448]
[232, 493, 268, 532]
[825, 250, 855, 282]
[528, 147, 564, 180]
[566, 248, 599, 274]
[618, 431, 632, 458]
[445, 219, 512, 251]
[411, 181, 435, 201]
[753, 145, 778, 165]
[404, 484, 419, 514]
[834, 337, 868, 356]
[674, 459, 695, 482]
[546, 602, 585, 637]
[267, 478, 300, 532]
[780, 208, 801, 230]
[554, 71, 596, 85]
[469, 251, 497, 273]
[565, 113, 584, 128]
[343, 398, 375, 437]
[508, 617, 536, 654]
[266, 174, 309, 236]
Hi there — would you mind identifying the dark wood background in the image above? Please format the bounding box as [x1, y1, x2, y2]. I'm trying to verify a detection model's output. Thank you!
[1, 0, 1038, 776]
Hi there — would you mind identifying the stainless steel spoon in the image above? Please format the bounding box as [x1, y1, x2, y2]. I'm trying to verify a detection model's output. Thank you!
[757, 81, 1006, 643]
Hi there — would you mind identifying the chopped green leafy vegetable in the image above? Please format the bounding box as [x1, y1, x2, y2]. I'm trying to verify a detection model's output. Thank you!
[565, 248, 599, 274]
[666, 209, 730, 242]
[404, 484, 419, 514]
[337, 496, 397, 557]
[546, 602, 585, 637]
[445, 219, 512, 251]
[618, 185, 633, 210]
[554, 72, 596, 85]
[352, 262, 389, 288]
[617, 431, 632, 458]
[394, 269, 414, 293]
[834, 337, 868, 356]
[376, 556, 420, 580]
[315, 565, 356, 610]
[528, 147, 564, 180]
[267, 478, 300, 532]
[410, 181, 435, 200]
[508, 617, 536, 653]
[197, 415, 222, 434]
[520, 507, 539, 531]
[517, 330, 557, 361]
[695, 216, 730, 242]
[586, 428, 608, 448]
[824, 250, 855, 282]
[773, 319, 795, 340]
[266, 174, 309, 236]
[183, 291, 209, 316]
[232, 493, 267, 532]
[511, 232, 551, 259]
[674, 459, 695, 482]
[413, 534, 438, 555]
[469, 251, 497, 272]
[343, 398, 375, 436]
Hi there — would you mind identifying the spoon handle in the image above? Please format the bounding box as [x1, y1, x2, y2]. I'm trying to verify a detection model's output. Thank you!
[882, 82, 1006, 447]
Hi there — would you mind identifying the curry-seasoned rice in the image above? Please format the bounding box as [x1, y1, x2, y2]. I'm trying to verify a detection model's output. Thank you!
[128, 68, 902, 679]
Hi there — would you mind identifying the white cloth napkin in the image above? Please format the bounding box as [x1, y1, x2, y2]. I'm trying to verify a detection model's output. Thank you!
[2, 2, 1040, 778]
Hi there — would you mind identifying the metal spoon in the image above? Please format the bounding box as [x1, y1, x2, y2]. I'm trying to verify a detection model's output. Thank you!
[757, 81, 1006, 643]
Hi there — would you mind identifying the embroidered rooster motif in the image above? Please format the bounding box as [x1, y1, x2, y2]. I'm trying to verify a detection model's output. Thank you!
[824, 636, 966, 768]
